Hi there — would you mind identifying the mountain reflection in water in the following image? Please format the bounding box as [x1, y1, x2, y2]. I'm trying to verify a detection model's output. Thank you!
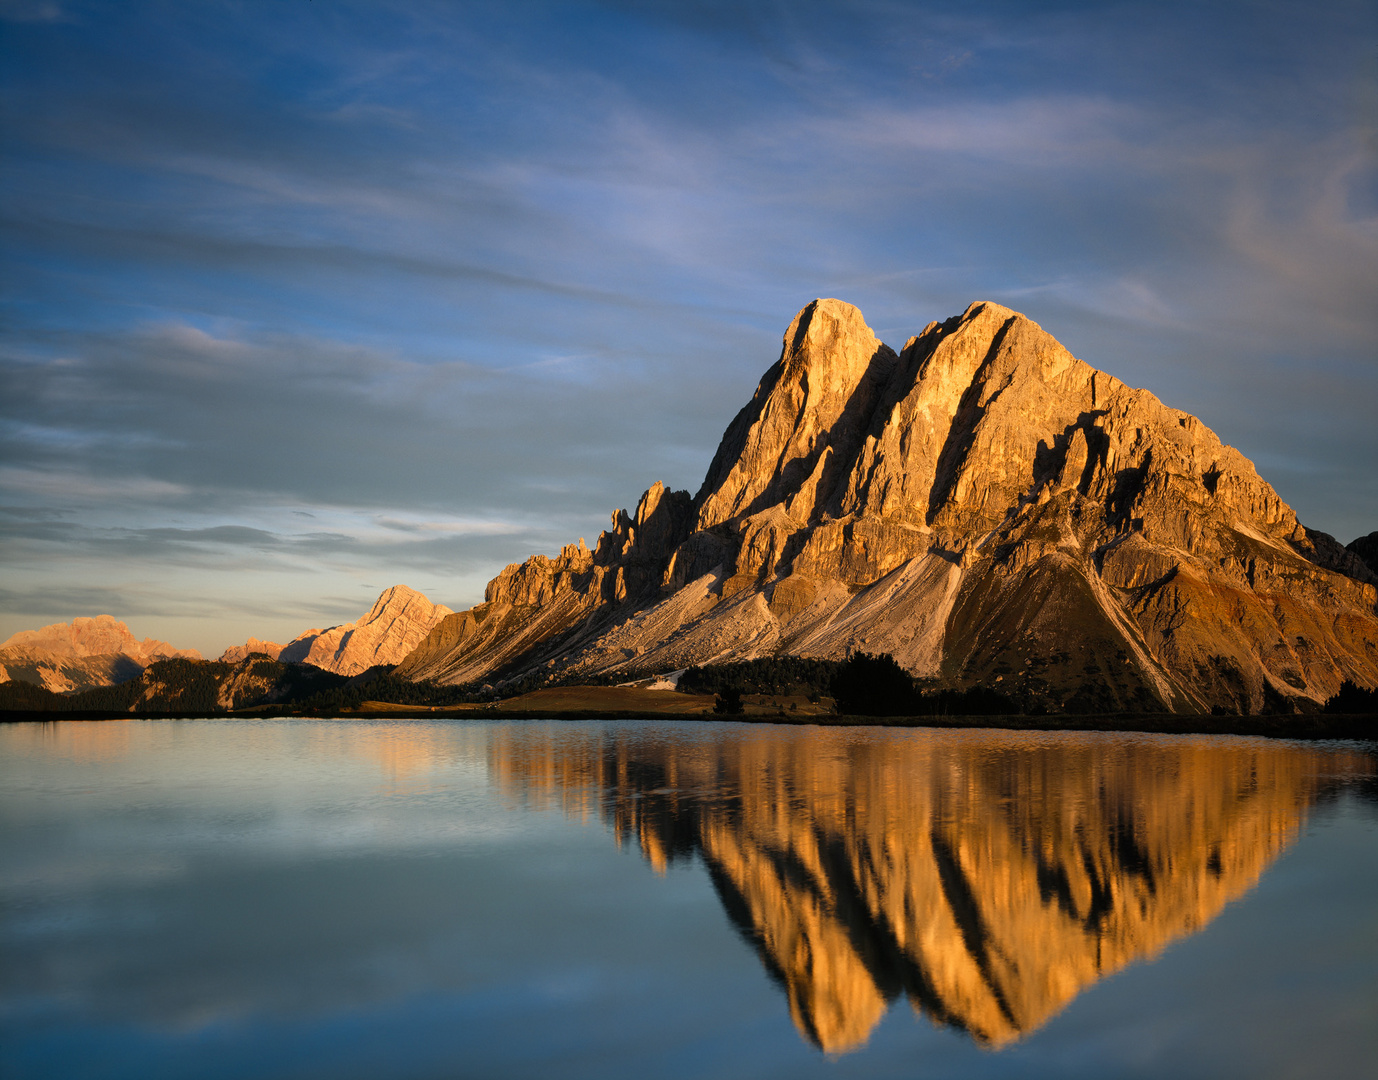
[489, 727, 1371, 1053]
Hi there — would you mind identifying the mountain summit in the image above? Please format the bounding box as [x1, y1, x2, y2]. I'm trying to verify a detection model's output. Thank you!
[264, 585, 452, 677]
[0, 616, 201, 693]
[398, 300, 1378, 714]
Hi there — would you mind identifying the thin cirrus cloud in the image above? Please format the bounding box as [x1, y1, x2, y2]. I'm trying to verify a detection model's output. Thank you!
[1, 0, 1375, 654]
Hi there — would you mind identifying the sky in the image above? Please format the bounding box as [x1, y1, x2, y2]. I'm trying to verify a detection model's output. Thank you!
[2, 0, 1376, 657]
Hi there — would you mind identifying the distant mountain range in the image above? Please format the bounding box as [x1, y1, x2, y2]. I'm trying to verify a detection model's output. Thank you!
[0, 616, 201, 694]
[4, 300, 1376, 715]
[1, 584, 451, 697]
[218, 584, 452, 675]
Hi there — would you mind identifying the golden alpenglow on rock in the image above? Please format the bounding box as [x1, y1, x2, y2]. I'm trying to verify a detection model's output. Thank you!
[271, 585, 453, 676]
[488, 728, 1372, 1052]
[211, 586, 451, 674]
[396, 300, 1378, 714]
[0, 615, 202, 693]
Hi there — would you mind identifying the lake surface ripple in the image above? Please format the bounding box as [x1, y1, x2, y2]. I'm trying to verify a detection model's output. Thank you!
[2, 720, 1375, 1079]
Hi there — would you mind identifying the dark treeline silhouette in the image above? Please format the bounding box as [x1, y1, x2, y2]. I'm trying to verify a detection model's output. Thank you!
[0, 655, 582, 714]
[0, 658, 229, 713]
[4, 650, 1368, 721]
[680, 656, 842, 699]
[831, 652, 1019, 716]
[681, 653, 1018, 716]
[294, 671, 482, 712]
[0, 655, 351, 713]
[1323, 680, 1378, 714]
[0, 680, 67, 711]
[830, 652, 918, 715]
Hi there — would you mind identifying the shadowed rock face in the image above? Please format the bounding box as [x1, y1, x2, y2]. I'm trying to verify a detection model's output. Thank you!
[397, 300, 1378, 712]
[0, 615, 201, 693]
[695, 299, 900, 531]
[1349, 532, 1378, 577]
[487, 727, 1372, 1053]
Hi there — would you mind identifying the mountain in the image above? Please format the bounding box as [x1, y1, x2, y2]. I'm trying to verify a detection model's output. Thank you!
[259, 585, 453, 676]
[397, 300, 1378, 714]
[0, 615, 201, 693]
[218, 637, 286, 664]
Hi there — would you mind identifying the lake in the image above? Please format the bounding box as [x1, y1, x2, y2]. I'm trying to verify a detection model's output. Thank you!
[2, 719, 1375, 1079]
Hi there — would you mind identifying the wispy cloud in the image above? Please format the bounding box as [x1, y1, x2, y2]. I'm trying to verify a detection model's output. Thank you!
[0, 0, 65, 23]
[0, 466, 191, 502]
[2, 0, 1375, 648]
[813, 96, 1145, 163]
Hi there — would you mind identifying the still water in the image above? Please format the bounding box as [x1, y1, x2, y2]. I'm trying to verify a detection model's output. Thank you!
[1, 719, 1375, 1079]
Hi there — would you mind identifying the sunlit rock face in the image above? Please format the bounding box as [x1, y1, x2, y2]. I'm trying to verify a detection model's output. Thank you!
[399, 300, 1378, 712]
[217, 637, 286, 664]
[488, 728, 1371, 1052]
[0, 615, 201, 693]
[274, 585, 452, 676]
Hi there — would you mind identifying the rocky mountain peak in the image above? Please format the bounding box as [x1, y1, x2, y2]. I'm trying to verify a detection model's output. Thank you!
[365, 584, 435, 622]
[218, 637, 285, 664]
[0, 615, 198, 663]
[779, 298, 885, 387]
[0, 615, 200, 694]
[273, 585, 453, 676]
[394, 300, 1378, 714]
[1348, 532, 1378, 577]
[695, 298, 899, 531]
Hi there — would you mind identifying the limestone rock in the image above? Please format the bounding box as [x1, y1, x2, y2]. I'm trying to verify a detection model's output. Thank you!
[396, 300, 1378, 713]
[397, 488, 695, 684]
[218, 637, 286, 664]
[277, 585, 453, 676]
[696, 299, 898, 530]
[0, 615, 201, 694]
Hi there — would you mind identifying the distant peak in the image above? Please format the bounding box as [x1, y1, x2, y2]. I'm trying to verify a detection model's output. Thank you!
[0, 615, 197, 662]
[72, 614, 131, 632]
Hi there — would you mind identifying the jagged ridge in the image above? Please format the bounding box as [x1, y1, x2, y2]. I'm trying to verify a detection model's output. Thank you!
[0, 615, 202, 694]
[223, 585, 453, 676]
[398, 300, 1378, 713]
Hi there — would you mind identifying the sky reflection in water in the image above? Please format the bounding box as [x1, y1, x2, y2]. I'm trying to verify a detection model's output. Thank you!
[1, 719, 1375, 1079]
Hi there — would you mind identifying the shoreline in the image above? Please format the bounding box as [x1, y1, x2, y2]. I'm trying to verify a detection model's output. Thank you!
[3, 708, 1374, 741]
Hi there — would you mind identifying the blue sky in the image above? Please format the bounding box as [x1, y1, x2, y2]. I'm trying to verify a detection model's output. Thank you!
[2, 0, 1376, 655]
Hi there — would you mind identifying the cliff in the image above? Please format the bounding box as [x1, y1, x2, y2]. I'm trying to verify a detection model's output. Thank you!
[398, 300, 1378, 713]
